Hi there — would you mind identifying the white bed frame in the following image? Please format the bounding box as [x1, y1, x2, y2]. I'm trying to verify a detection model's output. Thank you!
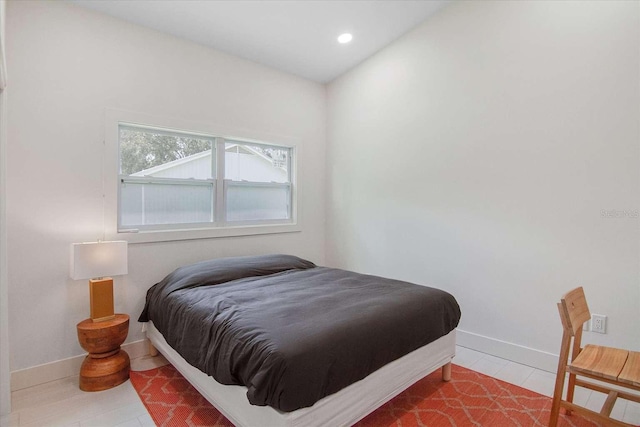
[146, 322, 456, 427]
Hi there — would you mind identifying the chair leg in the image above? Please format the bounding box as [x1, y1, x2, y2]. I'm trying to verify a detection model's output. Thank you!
[549, 370, 566, 427]
[566, 325, 583, 417]
[550, 329, 572, 427]
[565, 372, 576, 416]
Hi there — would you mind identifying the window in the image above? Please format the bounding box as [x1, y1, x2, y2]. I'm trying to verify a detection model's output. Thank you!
[224, 141, 291, 222]
[118, 124, 294, 232]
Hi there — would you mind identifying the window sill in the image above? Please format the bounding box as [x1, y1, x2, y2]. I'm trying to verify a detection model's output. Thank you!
[106, 222, 302, 244]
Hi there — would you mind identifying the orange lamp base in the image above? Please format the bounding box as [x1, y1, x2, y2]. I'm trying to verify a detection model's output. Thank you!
[89, 278, 115, 322]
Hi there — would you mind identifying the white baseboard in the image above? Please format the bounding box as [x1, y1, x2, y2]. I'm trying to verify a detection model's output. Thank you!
[456, 329, 559, 373]
[10, 339, 149, 392]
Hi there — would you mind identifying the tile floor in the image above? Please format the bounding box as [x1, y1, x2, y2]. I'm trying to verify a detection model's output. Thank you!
[2, 346, 639, 426]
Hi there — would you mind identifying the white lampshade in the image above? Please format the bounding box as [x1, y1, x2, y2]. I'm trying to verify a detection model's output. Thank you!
[70, 241, 128, 280]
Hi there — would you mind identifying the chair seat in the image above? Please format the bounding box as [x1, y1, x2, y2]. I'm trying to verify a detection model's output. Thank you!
[570, 344, 629, 381]
[619, 351, 640, 387]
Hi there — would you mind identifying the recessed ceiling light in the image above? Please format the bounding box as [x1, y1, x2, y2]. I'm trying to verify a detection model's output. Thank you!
[337, 33, 353, 44]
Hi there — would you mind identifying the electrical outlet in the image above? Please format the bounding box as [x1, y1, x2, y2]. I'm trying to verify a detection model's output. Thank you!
[592, 314, 607, 334]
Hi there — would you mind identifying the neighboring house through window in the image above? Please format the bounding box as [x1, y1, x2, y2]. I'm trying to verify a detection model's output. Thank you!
[118, 124, 294, 233]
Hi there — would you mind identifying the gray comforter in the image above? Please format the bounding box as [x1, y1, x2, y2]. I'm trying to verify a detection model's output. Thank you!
[139, 254, 461, 412]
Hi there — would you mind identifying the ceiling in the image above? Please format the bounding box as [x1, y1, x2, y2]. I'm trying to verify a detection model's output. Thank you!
[69, 0, 450, 83]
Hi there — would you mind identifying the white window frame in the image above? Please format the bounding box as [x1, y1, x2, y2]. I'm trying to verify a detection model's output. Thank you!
[104, 109, 301, 243]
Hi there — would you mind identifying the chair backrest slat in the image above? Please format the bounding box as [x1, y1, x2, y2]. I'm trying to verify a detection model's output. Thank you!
[559, 287, 591, 336]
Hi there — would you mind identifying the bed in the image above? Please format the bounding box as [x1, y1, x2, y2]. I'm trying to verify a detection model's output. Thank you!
[139, 254, 461, 426]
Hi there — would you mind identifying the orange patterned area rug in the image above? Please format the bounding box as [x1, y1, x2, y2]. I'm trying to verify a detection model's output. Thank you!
[131, 364, 600, 427]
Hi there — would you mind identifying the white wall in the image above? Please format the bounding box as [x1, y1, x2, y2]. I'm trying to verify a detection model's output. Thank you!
[0, 0, 9, 414]
[6, 0, 326, 372]
[327, 0, 639, 369]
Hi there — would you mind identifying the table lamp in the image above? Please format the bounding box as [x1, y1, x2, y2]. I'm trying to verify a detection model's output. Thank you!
[70, 241, 128, 322]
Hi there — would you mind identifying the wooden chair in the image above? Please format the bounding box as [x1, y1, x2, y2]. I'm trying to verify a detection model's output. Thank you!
[550, 287, 640, 427]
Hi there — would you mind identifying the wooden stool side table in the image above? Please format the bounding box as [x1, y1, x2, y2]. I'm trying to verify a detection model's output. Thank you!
[77, 313, 130, 391]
